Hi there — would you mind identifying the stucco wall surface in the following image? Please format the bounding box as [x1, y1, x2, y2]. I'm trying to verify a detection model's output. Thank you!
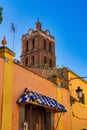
[0, 58, 4, 128]
[12, 63, 57, 130]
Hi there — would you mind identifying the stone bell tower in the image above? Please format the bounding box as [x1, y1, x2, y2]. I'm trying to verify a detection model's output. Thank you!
[21, 21, 56, 68]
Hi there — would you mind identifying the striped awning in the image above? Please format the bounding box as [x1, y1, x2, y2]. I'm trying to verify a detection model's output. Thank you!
[17, 88, 67, 112]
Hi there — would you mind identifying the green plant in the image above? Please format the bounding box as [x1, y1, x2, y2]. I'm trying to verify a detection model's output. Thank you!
[0, 6, 3, 24]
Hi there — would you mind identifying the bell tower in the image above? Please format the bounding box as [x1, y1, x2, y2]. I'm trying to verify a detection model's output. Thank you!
[21, 21, 56, 68]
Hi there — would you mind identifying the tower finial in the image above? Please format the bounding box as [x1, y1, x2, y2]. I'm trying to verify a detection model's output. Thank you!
[37, 18, 39, 22]
[36, 19, 42, 30]
[1, 36, 7, 46]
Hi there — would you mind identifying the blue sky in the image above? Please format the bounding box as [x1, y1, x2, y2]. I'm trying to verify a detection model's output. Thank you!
[0, 0, 87, 79]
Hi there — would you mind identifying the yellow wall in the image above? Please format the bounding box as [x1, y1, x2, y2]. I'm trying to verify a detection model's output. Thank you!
[56, 87, 63, 130]
[69, 71, 87, 130]
[0, 47, 15, 130]
[56, 87, 71, 130]
[0, 58, 4, 129]
[56, 70, 87, 130]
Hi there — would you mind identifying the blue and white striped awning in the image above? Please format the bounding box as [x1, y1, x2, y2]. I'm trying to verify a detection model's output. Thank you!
[17, 88, 67, 112]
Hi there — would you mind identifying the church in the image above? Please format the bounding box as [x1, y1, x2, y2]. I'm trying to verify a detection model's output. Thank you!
[0, 21, 87, 130]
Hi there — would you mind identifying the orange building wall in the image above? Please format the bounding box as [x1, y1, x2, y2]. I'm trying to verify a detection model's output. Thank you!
[0, 58, 4, 128]
[12, 63, 57, 130]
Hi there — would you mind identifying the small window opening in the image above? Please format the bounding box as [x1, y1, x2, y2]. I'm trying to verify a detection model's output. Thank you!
[49, 59, 52, 67]
[32, 39, 35, 49]
[32, 56, 34, 65]
[44, 39, 46, 50]
[25, 58, 28, 66]
[26, 40, 28, 52]
[49, 42, 51, 52]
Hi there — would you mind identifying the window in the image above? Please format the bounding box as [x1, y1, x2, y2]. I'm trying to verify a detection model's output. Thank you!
[44, 56, 47, 65]
[32, 56, 34, 65]
[25, 57, 28, 66]
[49, 59, 52, 67]
[26, 40, 28, 52]
[32, 39, 35, 49]
[44, 39, 46, 50]
[49, 41, 51, 52]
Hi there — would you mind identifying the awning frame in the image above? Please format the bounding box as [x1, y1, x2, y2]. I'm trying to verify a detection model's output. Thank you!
[17, 88, 67, 112]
